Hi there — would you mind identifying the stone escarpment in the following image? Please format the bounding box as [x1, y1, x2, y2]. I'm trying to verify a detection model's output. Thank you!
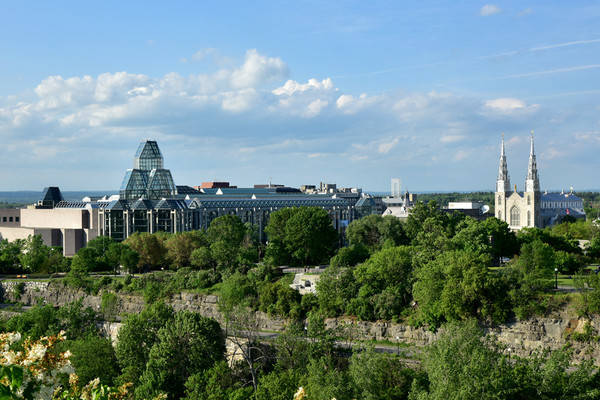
[2, 280, 599, 363]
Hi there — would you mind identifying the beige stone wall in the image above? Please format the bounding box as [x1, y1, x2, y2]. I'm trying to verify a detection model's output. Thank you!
[0, 226, 35, 241]
[21, 208, 89, 230]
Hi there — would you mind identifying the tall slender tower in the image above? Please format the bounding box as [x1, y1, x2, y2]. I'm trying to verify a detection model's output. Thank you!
[495, 134, 510, 222]
[525, 131, 540, 192]
[524, 131, 541, 227]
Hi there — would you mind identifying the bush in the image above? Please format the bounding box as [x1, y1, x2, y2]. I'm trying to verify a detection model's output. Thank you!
[101, 292, 120, 321]
[13, 282, 25, 297]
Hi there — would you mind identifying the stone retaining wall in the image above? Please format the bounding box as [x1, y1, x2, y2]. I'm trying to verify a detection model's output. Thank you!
[2, 280, 600, 363]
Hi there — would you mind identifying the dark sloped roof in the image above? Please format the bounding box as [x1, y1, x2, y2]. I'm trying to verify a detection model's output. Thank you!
[41, 187, 64, 203]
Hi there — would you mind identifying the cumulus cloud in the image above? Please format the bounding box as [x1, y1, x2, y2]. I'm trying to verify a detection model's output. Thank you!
[305, 99, 329, 117]
[0, 47, 590, 191]
[335, 93, 379, 114]
[480, 4, 501, 16]
[230, 49, 288, 88]
[483, 98, 539, 114]
[272, 78, 333, 96]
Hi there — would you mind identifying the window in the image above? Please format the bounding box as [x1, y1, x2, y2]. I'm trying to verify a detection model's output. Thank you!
[498, 195, 501, 204]
[15, 217, 19, 222]
[498, 211, 502, 220]
[510, 206, 520, 226]
[8, 217, 13, 222]
[527, 211, 531, 226]
[527, 195, 531, 205]
[2, 217, 6, 222]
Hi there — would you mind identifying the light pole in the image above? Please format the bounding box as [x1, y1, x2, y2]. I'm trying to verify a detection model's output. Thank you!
[554, 268, 558, 289]
[396, 336, 400, 355]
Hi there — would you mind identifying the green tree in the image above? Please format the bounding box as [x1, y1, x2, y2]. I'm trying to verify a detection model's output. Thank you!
[350, 347, 419, 400]
[316, 265, 358, 317]
[207, 215, 248, 271]
[18, 235, 50, 273]
[482, 217, 519, 263]
[165, 230, 209, 270]
[304, 356, 353, 400]
[329, 244, 369, 268]
[255, 369, 302, 400]
[264, 208, 296, 266]
[0, 239, 24, 273]
[404, 201, 449, 242]
[115, 302, 174, 386]
[190, 246, 215, 271]
[119, 245, 140, 274]
[68, 336, 120, 387]
[346, 215, 408, 252]
[284, 207, 338, 266]
[265, 207, 338, 266]
[184, 361, 252, 400]
[412, 250, 509, 329]
[349, 246, 414, 321]
[451, 218, 491, 256]
[135, 312, 225, 400]
[410, 320, 515, 400]
[124, 232, 168, 271]
[507, 240, 556, 319]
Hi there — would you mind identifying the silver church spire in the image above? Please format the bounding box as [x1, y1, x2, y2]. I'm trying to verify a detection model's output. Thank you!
[525, 130, 540, 192]
[496, 134, 511, 192]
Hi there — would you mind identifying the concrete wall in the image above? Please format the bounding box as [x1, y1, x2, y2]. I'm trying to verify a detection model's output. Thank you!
[0, 209, 21, 227]
[0, 226, 35, 242]
[21, 208, 89, 230]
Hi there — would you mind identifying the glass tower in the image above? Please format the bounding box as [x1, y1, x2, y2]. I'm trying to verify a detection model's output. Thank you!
[119, 140, 176, 200]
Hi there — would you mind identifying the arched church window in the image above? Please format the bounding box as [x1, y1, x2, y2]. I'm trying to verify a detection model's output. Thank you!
[527, 195, 531, 205]
[527, 210, 531, 226]
[498, 211, 502, 220]
[510, 206, 520, 226]
[498, 195, 501, 204]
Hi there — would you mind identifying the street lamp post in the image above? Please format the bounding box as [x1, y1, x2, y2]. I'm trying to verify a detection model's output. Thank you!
[554, 268, 558, 289]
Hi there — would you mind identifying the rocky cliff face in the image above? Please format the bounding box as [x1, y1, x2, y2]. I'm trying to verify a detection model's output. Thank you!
[2, 280, 599, 363]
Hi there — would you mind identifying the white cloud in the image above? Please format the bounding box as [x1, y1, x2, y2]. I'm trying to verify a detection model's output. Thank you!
[221, 89, 257, 112]
[480, 4, 501, 16]
[483, 98, 539, 114]
[335, 93, 378, 114]
[378, 137, 400, 154]
[0, 47, 593, 191]
[230, 49, 288, 88]
[272, 78, 334, 96]
[305, 99, 328, 117]
[440, 135, 465, 143]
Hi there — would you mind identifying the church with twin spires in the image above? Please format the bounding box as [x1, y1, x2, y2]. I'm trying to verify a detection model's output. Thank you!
[495, 132, 543, 230]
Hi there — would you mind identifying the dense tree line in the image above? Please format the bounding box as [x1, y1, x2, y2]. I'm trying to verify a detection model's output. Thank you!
[2, 302, 600, 399]
[316, 202, 600, 328]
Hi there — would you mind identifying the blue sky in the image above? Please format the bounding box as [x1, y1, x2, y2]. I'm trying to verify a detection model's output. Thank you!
[1, 1, 599, 192]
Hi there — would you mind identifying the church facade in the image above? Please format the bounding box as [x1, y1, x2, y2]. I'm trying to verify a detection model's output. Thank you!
[495, 133, 543, 230]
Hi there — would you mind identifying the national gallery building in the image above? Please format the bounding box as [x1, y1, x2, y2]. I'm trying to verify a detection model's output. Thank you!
[0, 140, 360, 256]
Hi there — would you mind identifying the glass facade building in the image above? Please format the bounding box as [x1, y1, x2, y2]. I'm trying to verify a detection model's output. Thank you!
[93, 140, 359, 241]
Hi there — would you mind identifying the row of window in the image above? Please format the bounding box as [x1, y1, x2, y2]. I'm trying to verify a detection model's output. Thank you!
[1, 216, 19, 223]
[541, 202, 583, 209]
